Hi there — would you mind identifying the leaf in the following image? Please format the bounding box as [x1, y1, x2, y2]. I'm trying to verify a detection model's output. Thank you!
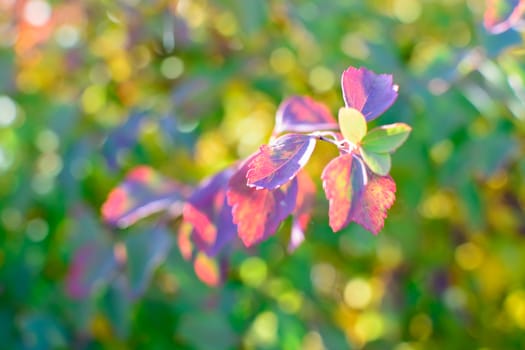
[348, 172, 396, 234]
[484, 0, 525, 34]
[227, 156, 298, 247]
[360, 149, 391, 176]
[182, 168, 237, 256]
[289, 171, 316, 252]
[66, 241, 117, 299]
[102, 111, 146, 170]
[361, 123, 412, 153]
[273, 96, 338, 134]
[193, 252, 224, 287]
[246, 134, 316, 190]
[341, 66, 398, 121]
[338, 107, 367, 144]
[101, 166, 189, 228]
[125, 226, 173, 298]
[321, 153, 396, 233]
[178, 221, 195, 260]
[321, 153, 365, 232]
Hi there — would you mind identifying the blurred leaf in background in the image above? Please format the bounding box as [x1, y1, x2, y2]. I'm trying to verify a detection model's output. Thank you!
[0, 0, 525, 349]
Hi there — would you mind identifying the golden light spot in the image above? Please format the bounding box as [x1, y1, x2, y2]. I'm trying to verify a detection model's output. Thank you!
[393, 0, 422, 24]
[430, 139, 453, 164]
[277, 290, 303, 314]
[354, 311, 384, 343]
[302, 331, 325, 350]
[270, 47, 295, 74]
[409, 313, 432, 340]
[246, 311, 278, 347]
[160, 56, 184, 80]
[505, 290, 525, 329]
[418, 190, 454, 219]
[340, 34, 370, 60]
[309, 66, 335, 93]
[177, 0, 206, 28]
[81, 85, 106, 114]
[215, 11, 237, 36]
[311, 263, 336, 295]
[108, 54, 131, 82]
[344, 278, 373, 309]
[239, 257, 267, 288]
[486, 171, 508, 190]
[455, 242, 484, 271]
[377, 240, 403, 268]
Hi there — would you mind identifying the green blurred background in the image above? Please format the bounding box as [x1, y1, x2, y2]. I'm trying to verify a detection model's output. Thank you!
[1, 0, 525, 349]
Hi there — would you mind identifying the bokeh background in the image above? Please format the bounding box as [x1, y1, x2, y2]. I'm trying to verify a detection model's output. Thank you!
[1, 0, 525, 349]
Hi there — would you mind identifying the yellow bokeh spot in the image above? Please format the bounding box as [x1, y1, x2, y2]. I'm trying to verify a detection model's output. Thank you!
[340, 33, 370, 60]
[418, 190, 454, 219]
[505, 290, 525, 329]
[108, 53, 132, 82]
[195, 131, 231, 171]
[239, 256, 267, 288]
[377, 239, 403, 268]
[177, 0, 207, 28]
[270, 47, 295, 74]
[91, 28, 127, 57]
[393, 0, 422, 24]
[409, 313, 432, 340]
[309, 66, 335, 93]
[344, 278, 373, 310]
[246, 311, 278, 347]
[277, 290, 303, 314]
[82, 85, 106, 114]
[302, 331, 325, 350]
[455, 242, 484, 271]
[161, 56, 184, 80]
[354, 311, 384, 343]
[430, 139, 453, 164]
[486, 171, 508, 190]
[311, 263, 336, 295]
[215, 11, 237, 37]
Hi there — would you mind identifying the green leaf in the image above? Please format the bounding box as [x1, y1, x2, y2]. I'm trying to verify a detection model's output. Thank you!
[338, 107, 367, 144]
[360, 149, 391, 176]
[361, 123, 411, 153]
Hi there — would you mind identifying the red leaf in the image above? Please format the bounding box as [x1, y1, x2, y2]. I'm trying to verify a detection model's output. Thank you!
[274, 96, 337, 134]
[321, 153, 396, 233]
[341, 66, 398, 121]
[321, 154, 360, 232]
[484, 0, 525, 34]
[227, 156, 298, 247]
[246, 134, 316, 190]
[178, 221, 195, 260]
[349, 172, 396, 234]
[101, 166, 188, 228]
[289, 171, 316, 252]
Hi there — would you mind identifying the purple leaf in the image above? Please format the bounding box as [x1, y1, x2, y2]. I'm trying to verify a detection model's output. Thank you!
[341, 66, 398, 121]
[125, 226, 173, 298]
[288, 171, 316, 252]
[273, 96, 338, 134]
[101, 166, 189, 228]
[102, 111, 146, 170]
[182, 168, 237, 256]
[227, 156, 298, 247]
[246, 134, 316, 190]
[66, 240, 117, 299]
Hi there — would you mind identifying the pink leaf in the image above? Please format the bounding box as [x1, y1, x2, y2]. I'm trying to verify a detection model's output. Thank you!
[321, 153, 396, 233]
[246, 134, 316, 190]
[341, 66, 398, 121]
[289, 171, 316, 252]
[182, 168, 237, 256]
[101, 166, 189, 228]
[484, 0, 525, 34]
[274, 96, 338, 134]
[227, 156, 298, 247]
[193, 252, 226, 287]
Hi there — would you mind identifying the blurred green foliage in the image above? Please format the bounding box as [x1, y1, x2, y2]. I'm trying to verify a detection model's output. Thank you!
[1, 0, 525, 349]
